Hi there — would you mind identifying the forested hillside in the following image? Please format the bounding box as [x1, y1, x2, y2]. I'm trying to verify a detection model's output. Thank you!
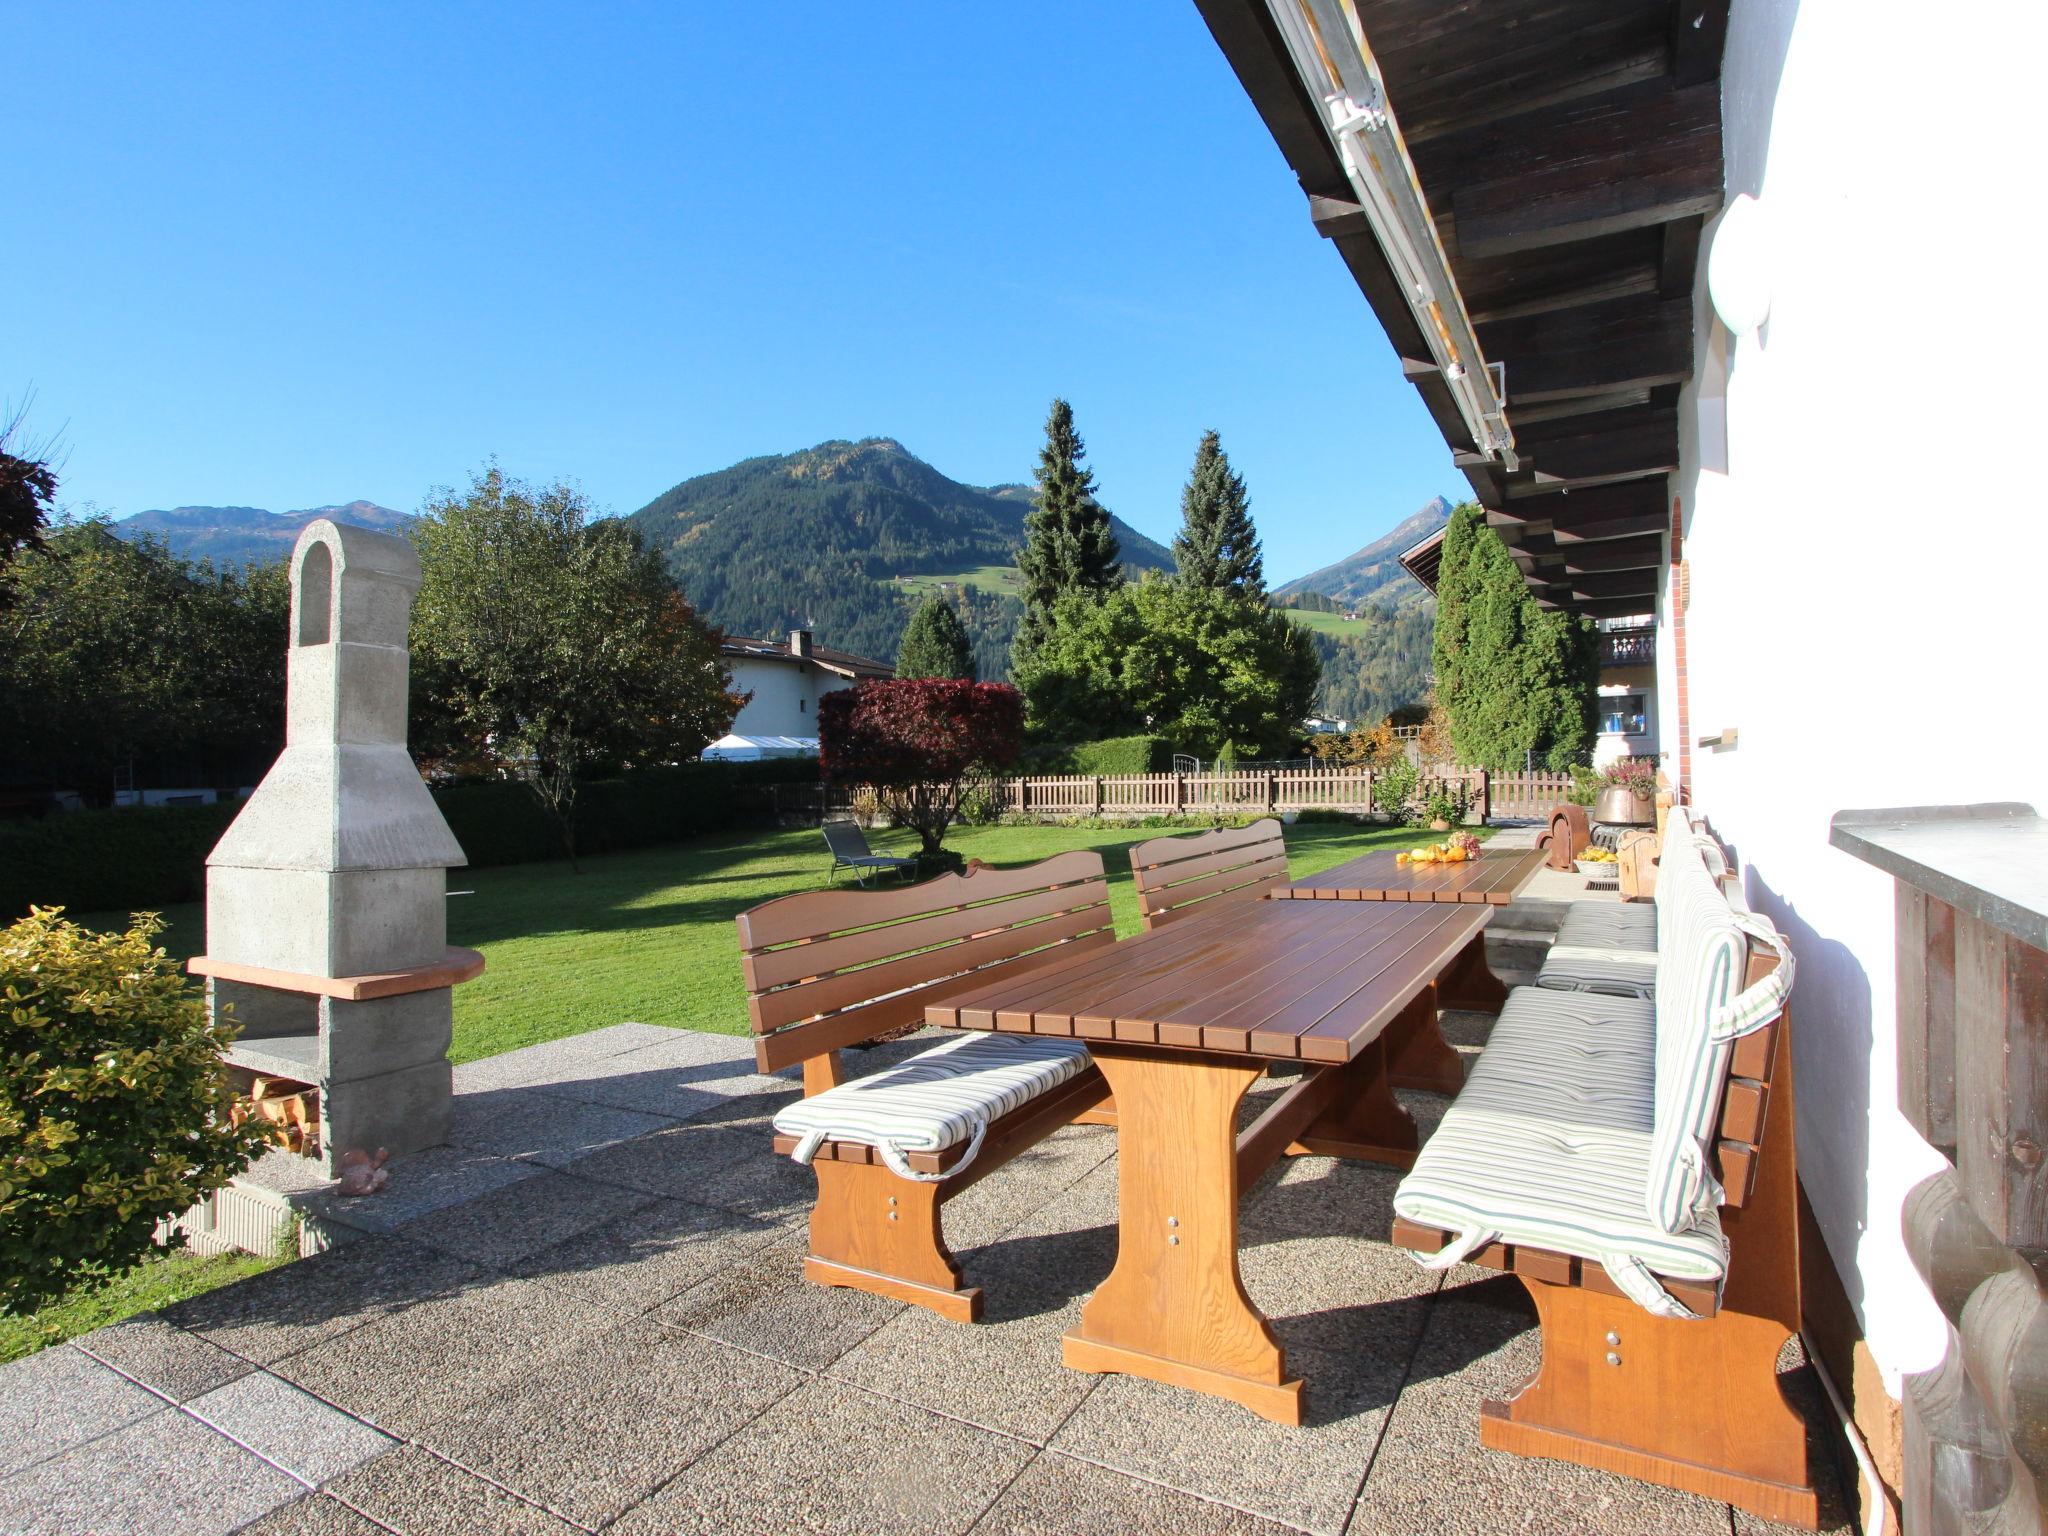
[627, 438, 1172, 677]
[1302, 602, 1435, 726]
[1272, 494, 1451, 610]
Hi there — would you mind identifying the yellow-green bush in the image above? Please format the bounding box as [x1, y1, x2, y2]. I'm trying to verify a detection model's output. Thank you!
[0, 910, 272, 1315]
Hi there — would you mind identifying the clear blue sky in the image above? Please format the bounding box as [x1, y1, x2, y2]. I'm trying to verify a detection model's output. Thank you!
[8, 2, 1455, 584]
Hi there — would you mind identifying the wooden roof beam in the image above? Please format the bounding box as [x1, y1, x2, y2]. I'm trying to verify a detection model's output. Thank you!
[1569, 569, 1662, 600]
[1414, 79, 1724, 259]
[1480, 292, 1695, 403]
[1510, 406, 1680, 485]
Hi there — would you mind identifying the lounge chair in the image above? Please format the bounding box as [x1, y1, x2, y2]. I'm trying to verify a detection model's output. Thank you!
[822, 816, 917, 886]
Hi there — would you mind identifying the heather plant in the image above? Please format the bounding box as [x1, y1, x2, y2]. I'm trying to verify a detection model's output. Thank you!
[0, 910, 272, 1315]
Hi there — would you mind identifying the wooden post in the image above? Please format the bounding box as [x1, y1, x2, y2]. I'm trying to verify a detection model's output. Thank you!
[1267, 772, 1278, 813]
[1477, 768, 1492, 824]
[1094, 776, 1105, 816]
[1175, 774, 1186, 814]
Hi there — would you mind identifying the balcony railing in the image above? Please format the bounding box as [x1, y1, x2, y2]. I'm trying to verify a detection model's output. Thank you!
[1600, 628, 1655, 667]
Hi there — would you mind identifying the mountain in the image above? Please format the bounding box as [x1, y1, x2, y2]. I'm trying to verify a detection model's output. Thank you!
[116, 501, 408, 565]
[1272, 495, 1454, 610]
[627, 438, 1174, 679]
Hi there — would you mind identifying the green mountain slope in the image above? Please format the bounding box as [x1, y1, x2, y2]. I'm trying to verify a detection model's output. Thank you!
[627, 438, 1172, 678]
[1272, 495, 1452, 611]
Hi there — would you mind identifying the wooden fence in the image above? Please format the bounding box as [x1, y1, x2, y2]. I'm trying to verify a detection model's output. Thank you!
[776, 767, 1574, 824]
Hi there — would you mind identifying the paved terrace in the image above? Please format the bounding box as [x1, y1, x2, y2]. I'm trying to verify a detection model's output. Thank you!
[0, 878, 1856, 1536]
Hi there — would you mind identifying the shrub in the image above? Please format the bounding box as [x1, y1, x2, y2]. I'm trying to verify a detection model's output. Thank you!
[1371, 758, 1419, 822]
[0, 910, 274, 1315]
[1068, 736, 1171, 775]
[819, 679, 1025, 855]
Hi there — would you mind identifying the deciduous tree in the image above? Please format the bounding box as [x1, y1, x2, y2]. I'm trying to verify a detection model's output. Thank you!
[818, 679, 1024, 862]
[409, 467, 743, 861]
[1171, 430, 1264, 600]
[894, 593, 975, 680]
[1015, 579, 1319, 760]
[0, 407, 58, 613]
[1431, 503, 1598, 770]
[1015, 399, 1119, 659]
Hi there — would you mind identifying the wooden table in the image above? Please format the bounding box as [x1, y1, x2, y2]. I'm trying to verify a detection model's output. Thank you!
[925, 897, 1504, 1424]
[1274, 844, 1546, 904]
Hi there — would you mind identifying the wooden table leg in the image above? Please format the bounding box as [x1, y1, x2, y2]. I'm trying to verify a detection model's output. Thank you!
[1388, 933, 1503, 1094]
[1436, 930, 1508, 1012]
[1063, 1044, 1303, 1425]
[1286, 1033, 1420, 1168]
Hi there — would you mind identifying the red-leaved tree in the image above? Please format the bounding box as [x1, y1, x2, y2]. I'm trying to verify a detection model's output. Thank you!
[818, 680, 1024, 860]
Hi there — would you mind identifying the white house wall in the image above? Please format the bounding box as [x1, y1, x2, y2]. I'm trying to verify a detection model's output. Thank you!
[1670, 0, 2047, 1392]
[726, 658, 859, 739]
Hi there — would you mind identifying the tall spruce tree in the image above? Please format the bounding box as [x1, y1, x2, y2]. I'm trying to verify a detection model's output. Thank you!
[895, 593, 976, 679]
[1015, 398, 1120, 657]
[1171, 430, 1264, 600]
[1431, 502, 1599, 770]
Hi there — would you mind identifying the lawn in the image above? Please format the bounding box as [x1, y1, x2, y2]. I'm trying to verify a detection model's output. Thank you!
[89, 818, 1470, 1064]
[0, 1248, 289, 1364]
[894, 565, 1022, 598]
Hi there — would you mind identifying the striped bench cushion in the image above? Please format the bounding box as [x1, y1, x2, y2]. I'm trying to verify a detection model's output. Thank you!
[1392, 986, 1729, 1319]
[1644, 830, 1794, 1234]
[1554, 902, 1657, 952]
[772, 1032, 1093, 1183]
[1537, 944, 1659, 999]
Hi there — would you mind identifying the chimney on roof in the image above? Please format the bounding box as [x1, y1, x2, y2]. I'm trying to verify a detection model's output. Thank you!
[789, 628, 812, 658]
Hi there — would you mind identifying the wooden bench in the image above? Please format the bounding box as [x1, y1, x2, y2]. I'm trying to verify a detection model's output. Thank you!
[735, 853, 1116, 1321]
[1391, 821, 1818, 1528]
[1127, 818, 1289, 930]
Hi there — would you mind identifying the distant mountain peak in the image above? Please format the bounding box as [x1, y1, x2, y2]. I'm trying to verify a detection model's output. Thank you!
[116, 500, 408, 564]
[1273, 495, 1455, 609]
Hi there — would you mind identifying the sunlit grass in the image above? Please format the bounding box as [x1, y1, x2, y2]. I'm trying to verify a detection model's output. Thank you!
[0, 1248, 289, 1364]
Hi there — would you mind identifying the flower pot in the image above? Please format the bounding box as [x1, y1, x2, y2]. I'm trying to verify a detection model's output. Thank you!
[1593, 786, 1655, 825]
[1575, 858, 1614, 878]
[1429, 817, 1452, 832]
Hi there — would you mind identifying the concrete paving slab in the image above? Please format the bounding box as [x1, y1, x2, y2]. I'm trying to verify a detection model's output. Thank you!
[322, 1444, 582, 1535]
[187, 1370, 395, 1488]
[391, 1168, 657, 1270]
[658, 1234, 900, 1370]
[451, 1037, 625, 1096]
[412, 1315, 802, 1528]
[447, 1087, 678, 1169]
[566, 1119, 815, 1222]
[557, 1021, 699, 1057]
[523, 1033, 761, 1117]
[235, 1492, 392, 1534]
[608, 1377, 1036, 1536]
[270, 1271, 611, 1438]
[969, 1452, 1301, 1535]
[1349, 1278, 1733, 1536]
[74, 1312, 256, 1403]
[0, 1405, 301, 1536]
[0, 1344, 166, 1477]
[304, 1144, 543, 1238]
[165, 1234, 487, 1364]
[511, 1195, 786, 1316]
[1050, 1338, 1407, 1536]
[829, 1271, 1096, 1444]
[939, 1123, 1118, 1249]
[1240, 1227, 1441, 1360]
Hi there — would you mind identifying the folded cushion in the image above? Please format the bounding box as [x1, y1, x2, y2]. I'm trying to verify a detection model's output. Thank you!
[1554, 902, 1657, 952]
[1392, 986, 1728, 1319]
[773, 1031, 1093, 1182]
[1537, 944, 1659, 999]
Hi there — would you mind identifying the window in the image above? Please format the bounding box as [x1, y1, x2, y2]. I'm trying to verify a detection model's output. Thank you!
[1601, 694, 1648, 737]
[799, 697, 806, 713]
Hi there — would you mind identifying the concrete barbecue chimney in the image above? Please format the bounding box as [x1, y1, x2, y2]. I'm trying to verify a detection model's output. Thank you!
[190, 519, 481, 1174]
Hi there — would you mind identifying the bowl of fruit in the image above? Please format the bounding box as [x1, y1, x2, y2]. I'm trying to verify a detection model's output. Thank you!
[1395, 831, 1482, 869]
[1574, 846, 1618, 878]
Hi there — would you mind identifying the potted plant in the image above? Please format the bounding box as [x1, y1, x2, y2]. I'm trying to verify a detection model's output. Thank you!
[1424, 783, 1467, 832]
[1591, 756, 1659, 825]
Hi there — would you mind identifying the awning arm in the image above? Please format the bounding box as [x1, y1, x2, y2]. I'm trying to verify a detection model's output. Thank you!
[1265, 0, 1519, 472]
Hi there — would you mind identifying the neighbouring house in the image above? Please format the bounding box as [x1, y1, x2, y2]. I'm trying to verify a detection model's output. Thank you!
[1199, 0, 2041, 1526]
[1302, 714, 1351, 736]
[701, 629, 894, 760]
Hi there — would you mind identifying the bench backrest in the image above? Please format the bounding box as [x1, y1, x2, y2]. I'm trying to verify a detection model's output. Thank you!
[735, 851, 1113, 1086]
[1647, 820, 1793, 1231]
[1127, 818, 1288, 930]
[821, 818, 875, 862]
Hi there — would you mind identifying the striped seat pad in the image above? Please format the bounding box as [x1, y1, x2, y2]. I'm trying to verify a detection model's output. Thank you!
[1392, 986, 1728, 1318]
[773, 1032, 1093, 1180]
[1537, 944, 1659, 999]
[1555, 902, 1657, 952]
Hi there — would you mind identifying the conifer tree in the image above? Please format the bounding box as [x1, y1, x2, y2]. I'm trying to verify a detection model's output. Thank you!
[1015, 398, 1120, 656]
[1171, 430, 1264, 600]
[1431, 502, 1598, 770]
[895, 593, 976, 680]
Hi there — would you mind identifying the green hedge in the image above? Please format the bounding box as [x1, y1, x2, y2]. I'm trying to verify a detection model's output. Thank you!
[1019, 735, 1174, 775]
[0, 758, 820, 919]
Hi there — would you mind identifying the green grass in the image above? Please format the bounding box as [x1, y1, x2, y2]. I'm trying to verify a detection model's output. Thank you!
[0, 1248, 289, 1364]
[87, 818, 1467, 1065]
[1278, 606, 1376, 637]
[894, 565, 1022, 598]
